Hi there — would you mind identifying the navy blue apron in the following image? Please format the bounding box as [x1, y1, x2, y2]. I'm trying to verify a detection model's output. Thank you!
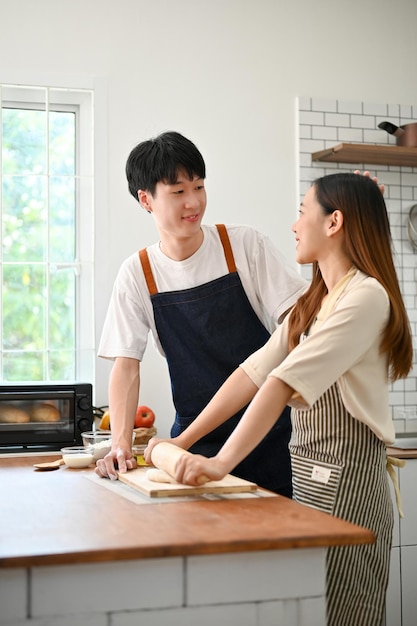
[139, 224, 292, 496]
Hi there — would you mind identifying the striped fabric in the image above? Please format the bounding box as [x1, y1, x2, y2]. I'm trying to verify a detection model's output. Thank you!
[291, 454, 342, 515]
[289, 384, 393, 626]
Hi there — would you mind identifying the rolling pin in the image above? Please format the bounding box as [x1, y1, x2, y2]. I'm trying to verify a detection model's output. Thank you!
[150, 442, 209, 485]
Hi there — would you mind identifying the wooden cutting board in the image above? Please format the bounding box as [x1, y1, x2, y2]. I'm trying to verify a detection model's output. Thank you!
[117, 467, 257, 498]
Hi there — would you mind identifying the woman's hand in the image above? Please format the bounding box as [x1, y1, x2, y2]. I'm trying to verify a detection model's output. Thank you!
[174, 453, 229, 486]
[144, 436, 167, 464]
[144, 435, 186, 465]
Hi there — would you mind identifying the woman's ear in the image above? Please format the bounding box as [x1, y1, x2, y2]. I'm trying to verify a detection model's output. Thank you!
[327, 210, 344, 236]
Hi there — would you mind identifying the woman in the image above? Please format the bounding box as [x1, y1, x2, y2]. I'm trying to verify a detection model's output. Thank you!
[146, 172, 413, 625]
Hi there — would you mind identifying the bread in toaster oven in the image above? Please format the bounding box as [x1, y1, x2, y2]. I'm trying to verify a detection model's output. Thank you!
[0, 404, 30, 423]
[29, 403, 61, 422]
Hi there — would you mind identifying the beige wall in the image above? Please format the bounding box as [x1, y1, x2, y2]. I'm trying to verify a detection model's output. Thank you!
[1, 0, 417, 430]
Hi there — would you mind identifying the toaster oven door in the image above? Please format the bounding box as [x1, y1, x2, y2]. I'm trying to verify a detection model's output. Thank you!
[0, 389, 89, 452]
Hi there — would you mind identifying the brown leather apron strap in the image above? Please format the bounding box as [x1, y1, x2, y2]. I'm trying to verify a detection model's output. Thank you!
[139, 248, 158, 296]
[139, 225, 237, 296]
[215, 224, 237, 273]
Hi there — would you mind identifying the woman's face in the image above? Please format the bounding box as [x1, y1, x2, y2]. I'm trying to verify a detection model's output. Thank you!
[292, 185, 332, 265]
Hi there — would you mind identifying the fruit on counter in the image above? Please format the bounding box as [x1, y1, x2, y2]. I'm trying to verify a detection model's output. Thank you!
[98, 407, 156, 430]
[134, 405, 155, 428]
[98, 410, 111, 430]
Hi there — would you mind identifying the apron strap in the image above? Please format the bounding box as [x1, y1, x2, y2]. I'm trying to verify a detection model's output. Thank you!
[139, 225, 237, 296]
[215, 224, 237, 273]
[386, 455, 406, 519]
[139, 248, 158, 296]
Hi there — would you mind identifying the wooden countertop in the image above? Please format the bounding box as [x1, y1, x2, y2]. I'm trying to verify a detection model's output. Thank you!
[0, 454, 374, 569]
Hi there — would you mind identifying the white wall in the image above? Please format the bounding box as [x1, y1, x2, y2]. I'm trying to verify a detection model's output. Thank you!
[1, 0, 417, 435]
[298, 96, 417, 433]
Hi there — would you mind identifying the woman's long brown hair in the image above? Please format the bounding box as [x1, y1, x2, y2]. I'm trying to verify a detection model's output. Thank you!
[288, 173, 413, 382]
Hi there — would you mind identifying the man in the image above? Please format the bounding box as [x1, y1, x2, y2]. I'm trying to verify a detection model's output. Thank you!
[96, 131, 307, 494]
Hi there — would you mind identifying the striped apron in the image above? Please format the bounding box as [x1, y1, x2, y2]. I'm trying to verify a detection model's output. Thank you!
[290, 383, 393, 626]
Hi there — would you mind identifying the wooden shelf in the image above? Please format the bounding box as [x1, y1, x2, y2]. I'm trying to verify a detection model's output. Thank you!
[312, 143, 417, 167]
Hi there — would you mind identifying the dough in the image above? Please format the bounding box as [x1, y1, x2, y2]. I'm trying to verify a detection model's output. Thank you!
[29, 403, 61, 422]
[0, 404, 30, 423]
[146, 468, 176, 484]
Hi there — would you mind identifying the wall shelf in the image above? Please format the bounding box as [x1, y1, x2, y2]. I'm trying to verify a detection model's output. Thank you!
[312, 143, 417, 168]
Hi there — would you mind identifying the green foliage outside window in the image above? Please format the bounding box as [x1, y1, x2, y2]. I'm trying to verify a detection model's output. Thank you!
[1, 106, 77, 380]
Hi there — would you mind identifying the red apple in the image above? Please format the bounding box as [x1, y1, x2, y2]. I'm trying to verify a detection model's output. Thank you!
[134, 405, 155, 428]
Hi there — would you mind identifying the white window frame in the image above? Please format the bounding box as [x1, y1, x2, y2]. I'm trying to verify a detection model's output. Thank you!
[0, 71, 107, 403]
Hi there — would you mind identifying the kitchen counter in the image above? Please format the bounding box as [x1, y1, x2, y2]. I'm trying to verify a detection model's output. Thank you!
[0, 454, 374, 626]
[0, 453, 373, 568]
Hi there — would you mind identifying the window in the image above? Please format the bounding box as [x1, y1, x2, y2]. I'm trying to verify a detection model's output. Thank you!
[0, 83, 95, 382]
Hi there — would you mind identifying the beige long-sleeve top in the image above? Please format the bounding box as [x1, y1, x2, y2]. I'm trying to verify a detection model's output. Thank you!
[240, 270, 395, 444]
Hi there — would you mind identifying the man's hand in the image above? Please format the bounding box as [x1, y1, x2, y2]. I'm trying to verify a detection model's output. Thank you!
[354, 170, 385, 195]
[95, 447, 137, 480]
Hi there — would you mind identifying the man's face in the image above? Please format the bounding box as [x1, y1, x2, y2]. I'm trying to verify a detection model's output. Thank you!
[139, 171, 207, 240]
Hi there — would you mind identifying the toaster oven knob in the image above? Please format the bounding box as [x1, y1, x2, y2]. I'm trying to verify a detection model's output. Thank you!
[78, 418, 92, 432]
[78, 396, 91, 411]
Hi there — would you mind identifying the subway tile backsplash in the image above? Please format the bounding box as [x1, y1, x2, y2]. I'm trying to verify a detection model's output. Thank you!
[297, 96, 417, 434]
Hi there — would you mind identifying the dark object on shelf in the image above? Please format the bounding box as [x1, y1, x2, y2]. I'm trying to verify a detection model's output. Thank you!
[378, 121, 417, 147]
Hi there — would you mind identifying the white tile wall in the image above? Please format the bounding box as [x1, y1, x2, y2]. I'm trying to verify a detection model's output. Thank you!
[0, 550, 327, 626]
[0, 568, 27, 622]
[297, 96, 417, 433]
[31, 558, 183, 616]
[186, 549, 324, 604]
[114, 604, 259, 626]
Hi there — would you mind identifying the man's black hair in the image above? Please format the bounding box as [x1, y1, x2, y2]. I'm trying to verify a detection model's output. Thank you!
[126, 131, 206, 201]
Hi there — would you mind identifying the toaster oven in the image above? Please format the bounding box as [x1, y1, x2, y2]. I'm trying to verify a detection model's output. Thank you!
[0, 382, 93, 453]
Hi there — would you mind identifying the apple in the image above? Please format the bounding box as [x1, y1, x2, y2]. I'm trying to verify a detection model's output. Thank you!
[134, 405, 155, 428]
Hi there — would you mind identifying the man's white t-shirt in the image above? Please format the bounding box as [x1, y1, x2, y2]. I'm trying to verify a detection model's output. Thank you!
[98, 224, 307, 361]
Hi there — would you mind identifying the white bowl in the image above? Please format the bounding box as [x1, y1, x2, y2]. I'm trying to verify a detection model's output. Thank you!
[61, 446, 94, 468]
[82, 430, 136, 461]
[82, 430, 113, 461]
[81, 430, 112, 445]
